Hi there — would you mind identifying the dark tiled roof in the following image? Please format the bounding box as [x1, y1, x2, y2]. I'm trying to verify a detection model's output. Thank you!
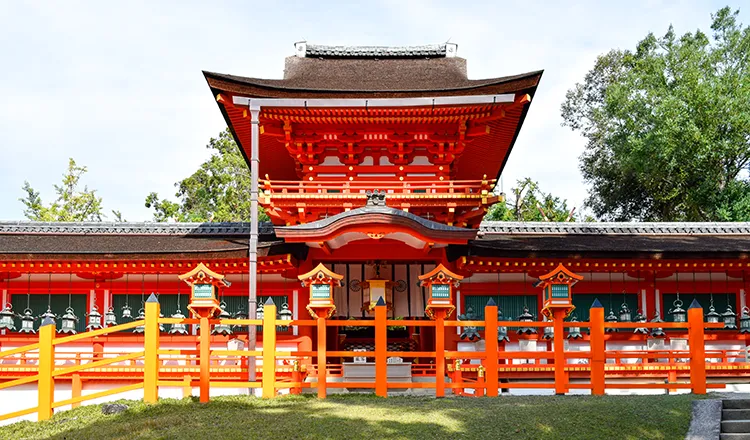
[0, 221, 274, 236]
[305, 44, 447, 58]
[478, 222, 750, 235]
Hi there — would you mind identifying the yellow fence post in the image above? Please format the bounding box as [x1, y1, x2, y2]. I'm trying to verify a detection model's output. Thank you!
[316, 316, 327, 399]
[484, 299, 499, 397]
[262, 298, 277, 398]
[589, 299, 605, 396]
[688, 299, 707, 394]
[144, 293, 160, 404]
[375, 297, 387, 398]
[37, 317, 56, 421]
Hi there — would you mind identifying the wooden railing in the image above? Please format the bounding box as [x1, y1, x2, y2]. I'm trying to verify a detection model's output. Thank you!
[0, 298, 730, 423]
[262, 177, 495, 196]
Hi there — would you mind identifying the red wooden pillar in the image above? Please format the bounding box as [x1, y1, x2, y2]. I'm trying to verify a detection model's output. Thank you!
[317, 317, 327, 399]
[435, 310, 446, 398]
[553, 308, 568, 395]
[484, 300, 499, 397]
[590, 299, 605, 395]
[688, 299, 706, 394]
[375, 298, 387, 397]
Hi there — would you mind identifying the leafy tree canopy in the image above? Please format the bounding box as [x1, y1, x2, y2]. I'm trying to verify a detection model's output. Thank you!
[20, 158, 114, 222]
[485, 178, 579, 222]
[561, 7, 750, 221]
[146, 129, 269, 222]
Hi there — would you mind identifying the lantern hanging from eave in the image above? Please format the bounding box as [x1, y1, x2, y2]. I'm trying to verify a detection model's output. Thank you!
[232, 305, 248, 332]
[705, 298, 721, 326]
[517, 306, 537, 335]
[542, 317, 554, 340]
[669, 299, 687, 323]
[278, 303, 293, 329]
[650, 311, 666, 338]
[723, 304, 737, 330]
[739, 307, 750, 334]
[212, 302, 233, 336]
[133, 308, 146, 333]
[633, 310, 649, 335]
[86, 304, 103, 331]
[121, 304, 133, 320]
[619, 302, 631, 322]
[567, 315, 583, 339]
[256, 302, 265, 322]
[39, 306, 56, 325]
[605, 309, 618, 333]
[59, 307, 79, 334]
[18, 308, 36, 334]
[104, 306, 117, 327]
[458, 306, 480, 341]
[0, 304, 16, 331]
[169, 308, 189, 335]
[497, 308, 510, 343]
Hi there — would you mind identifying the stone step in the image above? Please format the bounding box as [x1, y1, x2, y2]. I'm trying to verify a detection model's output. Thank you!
[724, 409, 750, 421]
[725, 400, 750, 410]
[721, 434, 750, 440]
[722, 420, 750, 433]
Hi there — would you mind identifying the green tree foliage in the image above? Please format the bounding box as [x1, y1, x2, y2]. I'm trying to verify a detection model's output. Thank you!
[146, 129, 269, 222]
[561, 7, 750, 221]
[20, 158, 110, 222]
[485, 178, 578, 222]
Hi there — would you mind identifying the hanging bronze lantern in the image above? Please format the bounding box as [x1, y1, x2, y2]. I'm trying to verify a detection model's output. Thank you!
[278, 303, 293, 329]
[619, 302, 631, 322]
[705, 298, 721, 326]
[567, 315, 583, 339]
[121, 304, 133, 320]
[459, 306, 481, 341]
[723, 304, 737, 330]
[39, 306, 56, 325]
[542, 317, 554, 340]
[497, 308, 510, 343]
[516, 306, 536, 335]
[212, 302, 233, 336]
[169, 308, 189, 335]
[86, 304, 103, 331]
[133, 308, 146, 333]
[0, 304, 16, 331]
[256, 302, 265, 322]
[18, 308, 36, 334]
[669, 299, 687, 323]
[605, 309, 618, 333]
[650, 311, 666, 337]
[59, 307, 79, 334]
[232, 305, 248, 332]
[633, 310, 649, 334]
[159, 311, 165, 333]
[739, 307, 750, 334]
[104, 307, 117, 327]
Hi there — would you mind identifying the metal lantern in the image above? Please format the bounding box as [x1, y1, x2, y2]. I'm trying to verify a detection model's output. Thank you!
[39, 306, 56, 325]
[159, 312, 166, 333]
[705, 300, 721, 325]
[605, 309, 618, 333]
[739, 307, 750, 334]
[59, 307, 79, 334]
[669, 299, 686, 323]
[169, 308, 189, 335]
[497, 309, 510, 343]
[619, 302, 631, 322]
[723, 304, 737, 330]
[633, 310, 649, 334]
[104, 307, 117, 327]
[256, 302, 265, 322]
[458, 306, 481, 341]
[0, 304, 16, 331]
[232, 305, 248, 332]
[86, 304, 103, 331]
[567, 315, 583, 339]
[516, 306, 536, 335]
[133, 308, 146, 333]
[212, 302, 233, 336]
[650, 311, 666, 338]
[18, 308, 36, 334]
[121, 304, 133, 320]
[278, 303, 293, 328]
[542, 317, 554, 340]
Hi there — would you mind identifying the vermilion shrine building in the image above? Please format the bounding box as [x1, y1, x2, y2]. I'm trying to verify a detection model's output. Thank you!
[1, 43, 750, 415]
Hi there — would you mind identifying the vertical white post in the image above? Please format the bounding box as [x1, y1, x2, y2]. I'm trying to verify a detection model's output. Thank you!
[248, 106, 260, 382]
[740, 289, 746, 311]
[640, 288, 647, 314]
[655, 288, 661, 317]
[455, 289, 461, 335]
[293, 289, 299, 336]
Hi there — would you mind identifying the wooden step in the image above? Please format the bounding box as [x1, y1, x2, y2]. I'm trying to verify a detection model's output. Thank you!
[724, 409, 750, 421]
[725, 400, 750, 410]
[722, 420, 750, 433]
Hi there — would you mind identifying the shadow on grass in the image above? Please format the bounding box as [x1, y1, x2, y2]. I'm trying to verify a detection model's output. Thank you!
[0, 393, 698, 440]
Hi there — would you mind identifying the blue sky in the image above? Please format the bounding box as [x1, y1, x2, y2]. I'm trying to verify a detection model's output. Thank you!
[0, 1, 745, 221]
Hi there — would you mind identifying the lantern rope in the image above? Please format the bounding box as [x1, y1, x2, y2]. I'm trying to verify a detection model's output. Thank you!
[68, 273, 72, 308]
[26, 273, 31, 310]
[125, 273, 130, 308]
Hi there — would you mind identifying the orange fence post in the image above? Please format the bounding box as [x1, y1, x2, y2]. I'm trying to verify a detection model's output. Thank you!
[589, 299, 605, 396]
[144, 293, 160, 404]
[291, 360, 302, 395]
[375, 297, 387, 398]
[71, 374, 82, 409]
[688, 299, 706, 394]
[199, 316, 210, 403]
[262, 298, 277, 398]
[317, 316, 327, 399]
[435, 310, 446, 398]
[484, 299, 499, 397]
[182, 374, 192, 399]
[37, 317, 56, 421]
[553, 308, 568, 395]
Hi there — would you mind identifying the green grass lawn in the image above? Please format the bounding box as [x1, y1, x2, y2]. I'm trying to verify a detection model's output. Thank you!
[0, 394, 698, 440]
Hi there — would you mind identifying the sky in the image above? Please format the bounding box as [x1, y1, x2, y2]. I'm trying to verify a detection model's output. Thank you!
[0, 0, 745, 222]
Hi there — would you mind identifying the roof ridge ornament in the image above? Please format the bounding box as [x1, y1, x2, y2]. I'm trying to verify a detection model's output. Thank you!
[365, 190, 386, 206]
[294, 42, 455, 59]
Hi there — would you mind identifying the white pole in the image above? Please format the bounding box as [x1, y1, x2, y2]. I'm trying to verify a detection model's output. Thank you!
[248, 108, 260, 382]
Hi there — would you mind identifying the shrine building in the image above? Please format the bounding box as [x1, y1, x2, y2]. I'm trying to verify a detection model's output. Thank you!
[1, 43, 750, 420]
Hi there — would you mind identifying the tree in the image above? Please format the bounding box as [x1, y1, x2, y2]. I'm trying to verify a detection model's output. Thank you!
[561, 7, 750, 221]
[485, 178, 578, 222]
[20, 158, 112, 222]
[146, 129, 269, 222]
